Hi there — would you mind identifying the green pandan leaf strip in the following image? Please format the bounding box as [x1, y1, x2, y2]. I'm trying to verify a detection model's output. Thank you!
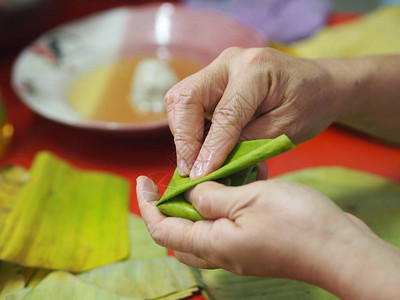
[157, 134, 296, 221]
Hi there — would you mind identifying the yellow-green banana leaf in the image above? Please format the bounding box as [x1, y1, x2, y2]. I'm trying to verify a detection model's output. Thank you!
[157, 134, 296, 221]
[0, 165, 29, 231]
[127, 214, 167, 260]
[201, 269, 337, 300]
[0, 152, 130, 272]
[277, 167, 400, 248]
[291, 6, 400, 58]
[16, 271, 135, 300]
[78, 257, 201, 300]
[3, 287, 32, 300]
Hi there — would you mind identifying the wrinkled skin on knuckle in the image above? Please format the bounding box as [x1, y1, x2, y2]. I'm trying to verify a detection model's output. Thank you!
[170, 81, 205, 147]
[164, 88, 176, 108]
[174, 131, 200, 145]
[174, 134, 201, 164]
[165, 71, 206, 106]
[227, 49, 278, 110]
[213, 105, 243, 130]
[240, 48, 279, 72]
[219, 46, 244, 61]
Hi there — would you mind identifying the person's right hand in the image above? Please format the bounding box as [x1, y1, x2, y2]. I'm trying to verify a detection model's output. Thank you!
[166, 47, 344, 179]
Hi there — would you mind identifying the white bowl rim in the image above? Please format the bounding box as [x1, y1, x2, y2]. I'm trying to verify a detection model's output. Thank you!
[11, 4, 266, 133]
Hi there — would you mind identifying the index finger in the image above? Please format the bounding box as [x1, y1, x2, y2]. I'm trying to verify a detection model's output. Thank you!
[165, 62, 228, 177]
[189, 79, 261, 180]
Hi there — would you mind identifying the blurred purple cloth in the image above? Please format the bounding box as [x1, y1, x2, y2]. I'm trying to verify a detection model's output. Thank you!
[184, 0, 332, 43]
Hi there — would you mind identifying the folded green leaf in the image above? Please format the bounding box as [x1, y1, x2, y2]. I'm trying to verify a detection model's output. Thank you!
[127, 214, 167, 260]
[18, 271, 134, 300]
[78, 257, 201, 300]
[0, 152, 130, 272]
[157, 134, 296, 221]
[277, 167, 400, 248]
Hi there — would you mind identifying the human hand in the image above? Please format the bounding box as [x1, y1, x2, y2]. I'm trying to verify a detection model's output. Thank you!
[137, 176, 400, 299]
[166, 47, 343, 179]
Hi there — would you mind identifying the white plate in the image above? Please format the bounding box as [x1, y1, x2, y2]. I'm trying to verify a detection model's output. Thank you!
[12, 4, 265, 133]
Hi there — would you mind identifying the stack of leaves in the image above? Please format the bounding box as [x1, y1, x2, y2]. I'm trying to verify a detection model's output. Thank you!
[2, 214, 201, 300]
[0, 152, 130, 272]
[0, 153, 201, 300]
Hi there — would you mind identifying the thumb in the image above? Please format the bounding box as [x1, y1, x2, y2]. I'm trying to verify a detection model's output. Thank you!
[185, 181, 255, 220]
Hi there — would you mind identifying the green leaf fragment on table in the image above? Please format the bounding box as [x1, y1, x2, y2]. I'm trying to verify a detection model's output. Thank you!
[0, 151, 130, 272]
[201, 269, 338, 300]
[78, 257, 202, 300]
[17, 271, 134, 300]
[157, 134, 296, 221]
[277, 167, 400, 248]
[127, 214, 167, 260]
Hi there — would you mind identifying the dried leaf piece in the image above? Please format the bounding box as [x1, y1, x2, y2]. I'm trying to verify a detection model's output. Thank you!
[0, 262, 35, 300]
[18, 271, 134, 300]
[0, 165, 29, 231]
[157, 134, 296, 221]
[78, 257, 201, 300]
[25, 269, 51, 288]
[4, 287, 32, 300]
[277, 167, 400, 248]
[0, 152, 130, 272]
[201, 269, 337, 300]
[127, 214, 167, 260]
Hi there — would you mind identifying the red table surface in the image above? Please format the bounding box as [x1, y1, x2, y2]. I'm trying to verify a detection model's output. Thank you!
[1, 2, 399, 299]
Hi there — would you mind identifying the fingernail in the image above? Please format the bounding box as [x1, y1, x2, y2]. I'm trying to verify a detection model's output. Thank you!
[140, 177, 157, 202]
[178, 159, 190, 176]
[190, 159, 209, 179]
[136, 176, 143, 187]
